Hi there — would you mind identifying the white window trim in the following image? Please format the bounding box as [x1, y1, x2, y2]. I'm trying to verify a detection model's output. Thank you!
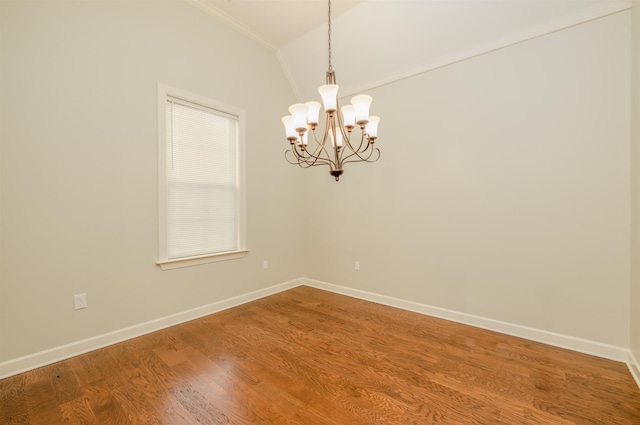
[156, 83, 247, 270]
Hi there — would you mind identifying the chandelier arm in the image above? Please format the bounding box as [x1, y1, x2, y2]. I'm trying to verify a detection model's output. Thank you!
[285, 150, 313, 168]
[308, 125, 335, 166]
[294, 133, 337, 168]
[340, 131, 373, 163]
[329, 116, 344, 170]
[333, 102, 356, 170]
[334, 98, 345, 133]
[334, 95, 371, 158]
[285, 148, 308, 166]
[344, 142, 378, 163]
[341, 148, 373, 164]
[341, 130, 365, 157]
[295, 146, 322, 167]
[337, 109, 368, 155]
[292, 154, 329, 168]
[291, 135, 318, 160]
[334, 98, 359, 152]
[342, 147, 381, 166]
[286, 149, 317, 168]
[321, 115, 341, 170]
[290, 143, 334, 168]
[300, 153, 334, 167]
[334, 102, 353, 151]
[288, 149, 334, 169]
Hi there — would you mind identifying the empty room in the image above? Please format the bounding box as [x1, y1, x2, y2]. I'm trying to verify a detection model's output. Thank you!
[2, 0, 640, 423]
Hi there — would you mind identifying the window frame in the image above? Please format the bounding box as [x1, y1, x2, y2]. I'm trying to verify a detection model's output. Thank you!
[157, 83, 247, 270]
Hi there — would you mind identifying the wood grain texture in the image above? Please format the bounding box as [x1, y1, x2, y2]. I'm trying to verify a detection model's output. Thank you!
[1, 286, 639, 424]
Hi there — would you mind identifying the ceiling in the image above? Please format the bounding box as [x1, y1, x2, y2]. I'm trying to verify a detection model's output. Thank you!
[186, 0, 632, 102]
[185, 0, 365, 50]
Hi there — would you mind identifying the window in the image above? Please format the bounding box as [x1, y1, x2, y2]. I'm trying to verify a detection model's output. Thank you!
[157, 84, 246, 270]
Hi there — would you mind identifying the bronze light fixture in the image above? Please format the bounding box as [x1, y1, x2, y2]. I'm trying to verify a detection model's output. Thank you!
[281, 0, 381, 181]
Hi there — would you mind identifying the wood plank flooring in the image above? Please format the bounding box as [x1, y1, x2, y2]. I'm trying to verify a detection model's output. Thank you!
[1, 285, 640, 424]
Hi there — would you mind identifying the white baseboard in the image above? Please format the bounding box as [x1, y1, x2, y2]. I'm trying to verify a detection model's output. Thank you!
[0, 279, 303, 380]
[1, 277, 636, 387]
[628, 350, 640, 388]
[303, 278, 630, 363]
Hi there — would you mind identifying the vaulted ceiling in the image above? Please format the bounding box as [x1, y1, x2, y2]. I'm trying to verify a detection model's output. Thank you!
[186, 0, 631, 102]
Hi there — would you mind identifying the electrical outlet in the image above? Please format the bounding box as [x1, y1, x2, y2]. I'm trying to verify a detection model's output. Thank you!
[263, 260, 269, 270]
[354, 261, 360, 271]
[74, 293, 87, 310]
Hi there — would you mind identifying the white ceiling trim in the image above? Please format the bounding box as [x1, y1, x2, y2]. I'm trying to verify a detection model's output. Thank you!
[338, 0, 632, 99]
[276, 50, 303, 102]
[184, 0, 279, 52]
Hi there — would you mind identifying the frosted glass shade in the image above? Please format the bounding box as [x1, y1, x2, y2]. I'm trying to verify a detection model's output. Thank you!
[341, 105, 356, 128]
[281, 115, 297, 139]
[330, 131, 343, 148]
[288, 103, 309, 132]
[351, 95, 372, 124]
[366, 116, 380, 139]
[318, 84, 339, 112]
[305, 101, 321, 126]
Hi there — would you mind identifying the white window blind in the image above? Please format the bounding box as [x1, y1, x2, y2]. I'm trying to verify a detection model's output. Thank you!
[165, 96, 239, 259]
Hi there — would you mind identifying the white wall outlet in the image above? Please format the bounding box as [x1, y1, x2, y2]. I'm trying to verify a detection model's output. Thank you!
[354, 261, 360, 271]
[74, 293, 87, 310]
[263, 260, 269, 270]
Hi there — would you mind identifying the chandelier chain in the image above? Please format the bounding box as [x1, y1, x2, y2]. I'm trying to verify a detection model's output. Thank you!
[327, 0, 332, 71]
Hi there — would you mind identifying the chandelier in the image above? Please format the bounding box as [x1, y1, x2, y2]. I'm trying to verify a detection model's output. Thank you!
[281, 0, 380, 181]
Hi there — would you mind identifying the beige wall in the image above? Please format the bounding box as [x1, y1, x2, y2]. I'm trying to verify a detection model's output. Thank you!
[0, 1, 635, 367]
[0, 0, 304, 361]
[631, 0, 640, 361]
[304, 11, 631, 347]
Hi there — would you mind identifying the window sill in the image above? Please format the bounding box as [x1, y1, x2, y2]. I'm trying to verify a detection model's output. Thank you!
[157, 250, 248, 270]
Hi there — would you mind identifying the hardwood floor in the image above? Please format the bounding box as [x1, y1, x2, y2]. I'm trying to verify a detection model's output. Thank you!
[1, 285, 640, 424]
